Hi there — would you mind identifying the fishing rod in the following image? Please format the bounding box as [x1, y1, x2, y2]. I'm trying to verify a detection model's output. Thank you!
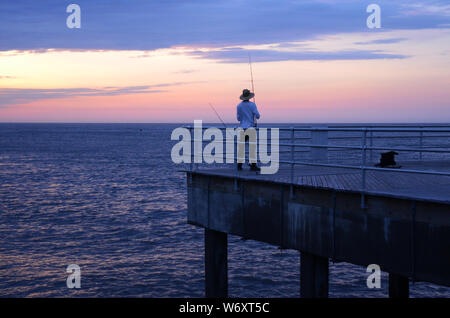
[208, 102, 236, 146]
[248, 52, 256, 104]
[208, 102, 228, 129]
[248, 52, 257, 127]
[207, 52, 257, 129]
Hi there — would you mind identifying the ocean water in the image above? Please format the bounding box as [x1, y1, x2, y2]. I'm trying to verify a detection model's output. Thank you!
[0, 123, 449, 297]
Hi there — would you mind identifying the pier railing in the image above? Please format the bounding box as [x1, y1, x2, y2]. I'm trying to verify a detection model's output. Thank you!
[184, 124, 450, 208]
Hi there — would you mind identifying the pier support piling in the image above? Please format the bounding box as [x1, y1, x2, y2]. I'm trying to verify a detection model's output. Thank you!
[389, 273, 409, 298]
[205, 229, 228, 298]
[300, 252, 329, 298]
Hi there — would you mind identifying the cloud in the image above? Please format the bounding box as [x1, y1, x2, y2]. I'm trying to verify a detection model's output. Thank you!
[0, 82, 193, 107]
[354, 38, 407, 45]
[401, 2, 450, 17]
[0, 0, 448, 52]
[186, 47, 409, 63]
[173, 69, 197, 74]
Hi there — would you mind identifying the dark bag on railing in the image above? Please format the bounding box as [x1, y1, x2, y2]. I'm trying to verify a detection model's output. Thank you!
[375, 151, 399, 168]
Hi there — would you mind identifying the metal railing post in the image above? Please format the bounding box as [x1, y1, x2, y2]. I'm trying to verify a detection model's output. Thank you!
[189, 125, 194, 184]
[290, 127, 295, 198]
[311, 125, 328, 163]
[193, 122, 202, 171]
[190, 125, 194, 172]
[419, 127, 423, 161]
[234, 127, 239, 191]
[361, 128, 367, 209]
[290, 127, 294, 183]
[369, 130, 373, 163]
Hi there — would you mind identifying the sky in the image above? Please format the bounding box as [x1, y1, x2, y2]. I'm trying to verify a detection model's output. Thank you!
[0, 0, 449, 123]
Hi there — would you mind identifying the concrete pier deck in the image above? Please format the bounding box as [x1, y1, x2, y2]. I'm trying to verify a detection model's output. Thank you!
[188, 160, 450, 204]
[185, 160, 450, 297]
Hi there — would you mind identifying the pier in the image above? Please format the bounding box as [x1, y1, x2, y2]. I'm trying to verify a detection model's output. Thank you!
[183, 125, 450, 297]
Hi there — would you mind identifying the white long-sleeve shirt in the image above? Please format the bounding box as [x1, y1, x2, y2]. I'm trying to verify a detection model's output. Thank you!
[237, 101, 260, 128]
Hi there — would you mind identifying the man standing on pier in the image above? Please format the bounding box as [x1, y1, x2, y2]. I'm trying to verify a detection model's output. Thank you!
[237, 89, 260, 171]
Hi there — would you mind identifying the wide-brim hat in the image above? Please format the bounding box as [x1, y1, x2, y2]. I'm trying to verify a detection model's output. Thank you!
[240, 89, 254, 100]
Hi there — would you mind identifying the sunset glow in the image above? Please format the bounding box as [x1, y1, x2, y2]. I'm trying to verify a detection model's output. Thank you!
[1, 1, 449, 123]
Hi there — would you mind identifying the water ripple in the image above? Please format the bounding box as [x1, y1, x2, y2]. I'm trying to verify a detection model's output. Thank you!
[0, 123, 449, 297]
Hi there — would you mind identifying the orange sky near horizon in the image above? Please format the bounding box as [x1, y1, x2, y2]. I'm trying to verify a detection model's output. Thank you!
[1, 29, 449, 123]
